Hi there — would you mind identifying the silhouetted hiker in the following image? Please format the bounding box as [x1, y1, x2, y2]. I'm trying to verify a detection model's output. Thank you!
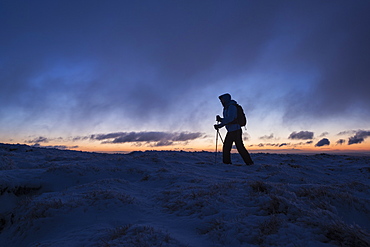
[214, 93, 254, 165]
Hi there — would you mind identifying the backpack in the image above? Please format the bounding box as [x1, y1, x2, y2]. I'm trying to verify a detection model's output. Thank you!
[231, 104, 247, 127]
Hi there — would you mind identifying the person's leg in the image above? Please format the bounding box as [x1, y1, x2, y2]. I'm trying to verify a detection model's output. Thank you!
[222, 131, 234, 164]
[234, 129, 254, 165]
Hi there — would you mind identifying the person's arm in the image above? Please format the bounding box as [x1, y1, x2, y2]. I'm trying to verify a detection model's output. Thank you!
[214, 105, 237, 129]
[221, 104, 237, 125]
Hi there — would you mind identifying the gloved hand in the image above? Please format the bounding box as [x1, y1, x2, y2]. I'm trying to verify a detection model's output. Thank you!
[216, 115, 222, 122]
[214, 124, 222, 130]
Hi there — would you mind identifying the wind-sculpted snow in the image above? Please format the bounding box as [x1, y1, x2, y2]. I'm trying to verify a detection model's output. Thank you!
[0, 143, 370, 246]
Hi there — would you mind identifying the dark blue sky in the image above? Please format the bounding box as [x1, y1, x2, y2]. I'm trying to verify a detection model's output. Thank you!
[1, 0, 370, 152]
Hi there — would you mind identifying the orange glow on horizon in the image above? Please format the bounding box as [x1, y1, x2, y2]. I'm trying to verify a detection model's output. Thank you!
[68, 142, 370, 155]
[3, 139, 370, 155]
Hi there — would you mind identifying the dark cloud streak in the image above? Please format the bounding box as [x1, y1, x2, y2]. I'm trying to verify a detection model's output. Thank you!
[259, 134, 275, 141]
[91, 131, 203, 147]
[32, 144, 79, 150]
[336, 139, 346, 145]
[348, 130, 370, 145]
[288, 131, 314, 140]
[315, 138, 330, 147]
[25, 137, 49, 144]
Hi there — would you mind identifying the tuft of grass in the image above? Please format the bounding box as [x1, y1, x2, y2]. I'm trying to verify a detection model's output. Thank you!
[0, 185, 41, 196]
[157, 167, 169, 172]
[324, 220, 370, 247]
[259, 215, 282, 236]
[0, 216, 6, 232]
[262, 195, 289, 215]
[0, 156, 16, 170]
[101, 224, 185, 247]
[82, 190, 135, 205]
[249, 180, 269, 193]
[197, 218, 225, 235]
[288, 163, 301, 168]
[24, 198, 64, 220]
[295, 186, 331, 199]
[13, 185, 42, 196]
[140, 174, 150, 181]
[109, 224, 133, 240]
[197, 218, 229, 245]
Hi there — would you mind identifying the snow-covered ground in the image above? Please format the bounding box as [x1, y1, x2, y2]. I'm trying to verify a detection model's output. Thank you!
[1, 143, 370, 247]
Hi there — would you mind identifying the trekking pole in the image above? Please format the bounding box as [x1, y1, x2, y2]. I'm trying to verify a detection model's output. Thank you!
[215, 128, 218, 164]
[217, 128, 224, 144]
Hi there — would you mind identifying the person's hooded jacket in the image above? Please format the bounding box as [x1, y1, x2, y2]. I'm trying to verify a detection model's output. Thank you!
[218, 93, 241, 132]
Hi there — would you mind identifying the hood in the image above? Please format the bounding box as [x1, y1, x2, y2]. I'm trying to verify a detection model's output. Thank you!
[219, 93, 236, 107]
[219, 93, 231, 103]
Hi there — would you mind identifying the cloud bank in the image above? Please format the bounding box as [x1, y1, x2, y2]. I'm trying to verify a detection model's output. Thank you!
[336, 139, 346, 145]
[1, 1, 370, 133]
[315, 138, 330, 147]
[24, 131, 204, 148]
[288, 131, 314, 140]
[91, 131, 203, 147]
[25, 137, 49, 144]
[32, 144, 79, 150]
[259, 134, 275, 141]
[348, 130, 370, 145]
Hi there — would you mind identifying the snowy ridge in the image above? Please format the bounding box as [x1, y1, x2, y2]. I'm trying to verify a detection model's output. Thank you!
[1, 143, 370, 246]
